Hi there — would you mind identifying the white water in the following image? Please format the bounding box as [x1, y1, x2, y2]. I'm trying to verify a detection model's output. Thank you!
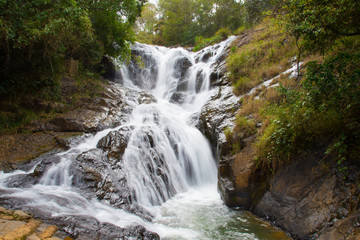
[0, 37, 288, 239]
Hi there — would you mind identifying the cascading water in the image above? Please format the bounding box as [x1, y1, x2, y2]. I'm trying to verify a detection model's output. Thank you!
[0, 38, 289, 239]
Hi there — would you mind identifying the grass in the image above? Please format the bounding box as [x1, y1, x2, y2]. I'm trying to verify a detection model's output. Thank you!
[227, 17, 298, 96]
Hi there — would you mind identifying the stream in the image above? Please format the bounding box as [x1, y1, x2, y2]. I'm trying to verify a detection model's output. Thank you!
[0, 38, 289, 239]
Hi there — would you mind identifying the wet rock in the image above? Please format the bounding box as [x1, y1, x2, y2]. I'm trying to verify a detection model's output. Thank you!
[209, 61, 228, 87]
[70, 146, 153, 221]
[254, 155, 338, 239]
[125, 47, 158, 89]
[195, 70, 204, 93]
[29, 83, 156, 134]
[220, 139, 360, 239]
[174, 56, 193, 92]
[218, 157, 238, 207]
[101, 56, 117, 81]
[137, 91, 157, 105]
[97, 126, 134, 153]
[197, 86, 240, 160]
[44, 215, 160, 240]
[170, 92, 187, 104]
[201, 51, 213, 63]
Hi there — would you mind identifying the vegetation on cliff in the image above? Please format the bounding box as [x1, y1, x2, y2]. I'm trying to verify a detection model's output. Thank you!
[225, 0, 360, 175]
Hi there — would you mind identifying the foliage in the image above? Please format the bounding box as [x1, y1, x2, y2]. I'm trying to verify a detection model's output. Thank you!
[78, 0, 145, 59]
[193, 28, 230, 51]
[255, 49, 360, 171]
[242, 0, 282, 26]
[135, 3, 159, 44]
[154, 0, 242, 46]
[284, 0, 360, 52]
[0, 0, 144, 99]
[225, 116, 257, 154]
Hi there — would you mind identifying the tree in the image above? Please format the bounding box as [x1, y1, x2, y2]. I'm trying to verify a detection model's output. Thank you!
[135, 3, 159, 44]
[78, 0, 146, 59]
[0, 0, 145, 97]
[0, 0, 94, 96]
[284, 0, 360, 52]
[158, 0, 195, 46]
[156, 0, 242, 46]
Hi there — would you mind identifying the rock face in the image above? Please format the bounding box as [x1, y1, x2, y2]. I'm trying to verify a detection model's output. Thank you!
[218, 139, 360, 239]
[196, 46, 240, 160]
[213, 33, 360, 240]
[198, 86, 239, 160]
[174, 56, 193, 92]
[30, 82, 156, 133]
[69, 126, 155, 221]
[116, 45, 159, 90]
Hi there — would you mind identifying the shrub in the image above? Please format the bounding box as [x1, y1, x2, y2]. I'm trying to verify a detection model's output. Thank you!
[255, 49, 360, 171]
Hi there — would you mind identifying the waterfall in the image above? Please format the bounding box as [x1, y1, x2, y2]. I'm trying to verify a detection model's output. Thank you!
[0, 37, 288, 239]
[115, 38, 236, 206]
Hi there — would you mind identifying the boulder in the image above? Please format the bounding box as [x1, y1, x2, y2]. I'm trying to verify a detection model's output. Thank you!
[174, 56, 193, 92]
[70, 147, 154, 221]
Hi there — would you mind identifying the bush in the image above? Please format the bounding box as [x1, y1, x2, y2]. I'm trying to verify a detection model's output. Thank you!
[255, 49, 360, 171]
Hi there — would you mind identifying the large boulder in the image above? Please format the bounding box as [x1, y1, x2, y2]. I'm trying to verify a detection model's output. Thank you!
[70, 126, 154, 221]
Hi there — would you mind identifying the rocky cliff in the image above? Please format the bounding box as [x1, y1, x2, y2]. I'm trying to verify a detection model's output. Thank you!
[212, 34, 360, 240]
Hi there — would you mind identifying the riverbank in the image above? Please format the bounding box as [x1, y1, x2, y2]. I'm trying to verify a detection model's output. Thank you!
[218, 20, 360, 239]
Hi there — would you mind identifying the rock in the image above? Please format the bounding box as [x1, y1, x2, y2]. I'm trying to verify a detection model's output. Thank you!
[101, 56, 117, 81]
[201, 51, 213, 63]
[197, 86, 240, 160]
[37, 225, 58, 239]
[316, 210, 360, 240]
[123, 46, 158, 89]
[195, 70, 204, 93]
[29, 83, 156, 133]
[220, 138, 360, 239]
[0, 132, 80, 172]
[0, 219, 42, 240]
[70, 147, 153, 221]
[13, 210, 32, 220]
[174, 56, 193, 92]
[97, 126, 134, 153]
[209, 61, 228, 87]
[169, 92, 187, 104]
[44, 215, 159, 240]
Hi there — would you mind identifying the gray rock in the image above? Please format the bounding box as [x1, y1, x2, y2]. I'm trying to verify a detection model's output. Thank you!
[197, 86, 240, 160]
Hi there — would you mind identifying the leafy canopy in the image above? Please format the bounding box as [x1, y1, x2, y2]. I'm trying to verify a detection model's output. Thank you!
[284, 0, 360, 52]
[0, 0, 145, 97]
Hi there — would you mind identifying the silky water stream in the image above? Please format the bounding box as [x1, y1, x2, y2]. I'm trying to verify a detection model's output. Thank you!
[0, 38, 289, 239]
